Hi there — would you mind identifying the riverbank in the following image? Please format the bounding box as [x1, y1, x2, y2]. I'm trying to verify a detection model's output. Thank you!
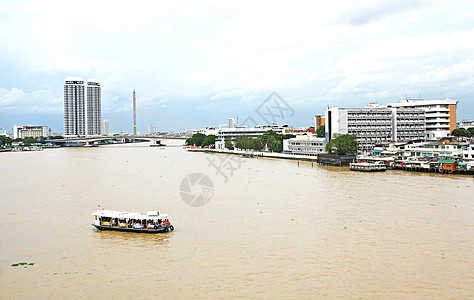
[186, 148, 319, 162]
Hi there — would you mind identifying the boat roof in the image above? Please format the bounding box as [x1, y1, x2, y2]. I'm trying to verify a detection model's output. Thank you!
[92, 210, 168, 220]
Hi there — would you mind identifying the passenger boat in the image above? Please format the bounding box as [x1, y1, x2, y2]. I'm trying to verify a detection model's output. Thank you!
[349, 162, 386, 172]
[92, 210, 174, 233]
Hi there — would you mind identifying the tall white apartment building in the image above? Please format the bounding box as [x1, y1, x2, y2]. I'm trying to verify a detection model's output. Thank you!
[86, 80, 101, 136]
[325, 104, 425, 153]
[13, 125, 48, 139]
[64, 77, 101, 137]
[387, 99, 458, 140]
[64, 77, 86, 137]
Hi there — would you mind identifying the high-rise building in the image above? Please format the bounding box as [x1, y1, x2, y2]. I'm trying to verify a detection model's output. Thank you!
[64, 77, 101, 137]
[228, 117, 236, 128]
[387, 98, 458, 140]
[101, 119, 109, 136]
[86, 79, 101, 136]
[64, 77, 86, 137]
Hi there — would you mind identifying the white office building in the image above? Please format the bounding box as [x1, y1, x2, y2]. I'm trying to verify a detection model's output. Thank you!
[13, 125, 48, 139]
[283, 135, 326, 156]
[101, 119, 110, 136]
[325, 104, 425, 153]
[64, 77, 101, 137]
[387, 99, 458, 140]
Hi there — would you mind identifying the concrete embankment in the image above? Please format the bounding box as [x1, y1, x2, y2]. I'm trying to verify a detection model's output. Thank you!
[186, 148, 318, 162]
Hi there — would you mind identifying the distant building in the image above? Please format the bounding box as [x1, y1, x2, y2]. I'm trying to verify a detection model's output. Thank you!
[13, 125, 48, 139]
[101, 119, 109, 136]
[64, 77, 101, 137]
[283, 135, 326, 156]
[457, 120, 474, 129]
[228, 117, 236, 128]
[0, 130, 10, 137]
[314, 115, 325, 129]
[387, 98, 458, 140]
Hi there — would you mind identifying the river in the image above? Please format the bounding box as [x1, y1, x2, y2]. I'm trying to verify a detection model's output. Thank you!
[0, 141, 473, 299]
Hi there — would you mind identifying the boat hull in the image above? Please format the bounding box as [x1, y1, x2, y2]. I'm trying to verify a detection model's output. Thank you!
[92, 224, 173, 234]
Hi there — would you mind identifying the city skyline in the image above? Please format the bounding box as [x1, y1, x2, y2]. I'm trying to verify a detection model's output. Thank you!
[1, 1, 474, 133]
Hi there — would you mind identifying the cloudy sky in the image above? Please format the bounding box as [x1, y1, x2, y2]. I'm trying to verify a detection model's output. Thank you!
[1, 0, 473, 133]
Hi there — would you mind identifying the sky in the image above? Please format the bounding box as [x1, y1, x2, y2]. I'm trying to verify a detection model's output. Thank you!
[1, 0, 473, 133]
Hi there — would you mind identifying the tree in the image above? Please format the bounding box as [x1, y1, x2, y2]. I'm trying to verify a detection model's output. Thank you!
[316, 125, 325, 138]
[325, 134, 358, 155]
[272, 141, 283, 153]
[224, 136, 234, 150]
[0, 136, 12, 147]
[191, 133, 206, 147]
[468, 127, 474, 137]
[185, 137, 193, 146]
[452, 128, 470, 137]
[202, 135, 217, 147]
[23, 137, 37, 146]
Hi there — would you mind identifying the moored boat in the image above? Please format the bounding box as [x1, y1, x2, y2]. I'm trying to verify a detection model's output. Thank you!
[349, 162, 387, 172]
[92, 210, 174, 233]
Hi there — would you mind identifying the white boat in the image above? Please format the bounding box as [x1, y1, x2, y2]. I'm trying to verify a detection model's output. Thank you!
[92, 210, 174, 233]
[349, 162, 387, 172]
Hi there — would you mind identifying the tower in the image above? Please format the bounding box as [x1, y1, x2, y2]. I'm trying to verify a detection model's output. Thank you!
[133, 89, 137, 135]
[64, 77, 86, 137]
[86, 79, 101, 136]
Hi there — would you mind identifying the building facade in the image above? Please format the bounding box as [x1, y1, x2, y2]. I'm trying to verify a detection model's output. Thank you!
[283, 135, 326, 156]
[325, 104, 426, 153]
[86, 80, 101, 136]
[64, 77, 86, 137]
[64, 77, 101, 137]
[326, 107, 393, 153]
[387, 99, 458, 140]
[391, 108, 426, 142]
[13, 125, 48, 139]
[101, 119, 110, 136]
[314, 115, 325, 129]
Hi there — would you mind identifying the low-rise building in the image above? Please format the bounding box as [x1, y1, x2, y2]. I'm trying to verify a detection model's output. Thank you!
[283, 135, 326, 156]
[13, 125, 48, 139]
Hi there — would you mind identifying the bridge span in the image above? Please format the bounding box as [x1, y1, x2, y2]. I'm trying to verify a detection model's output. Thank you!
[48, 135, 186, 145]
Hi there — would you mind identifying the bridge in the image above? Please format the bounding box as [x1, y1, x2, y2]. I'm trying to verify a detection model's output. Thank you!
[47, 135, 187, 145]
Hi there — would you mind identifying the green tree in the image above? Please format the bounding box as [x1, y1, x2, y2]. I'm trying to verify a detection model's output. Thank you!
[202, 135, 217, 147]
[0, 136, 13, 147]
[316, 125, 325, 138]
[191, 133, 206, 147]
[468, 127, 474, 137]
[272, 141, 283, 153]
[23, 137, 37, 146]
[224, 136, 234, 150]
[325, 134, 358, 155]
[185, 137, 194, 146]
[452, 128, 470, 137]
